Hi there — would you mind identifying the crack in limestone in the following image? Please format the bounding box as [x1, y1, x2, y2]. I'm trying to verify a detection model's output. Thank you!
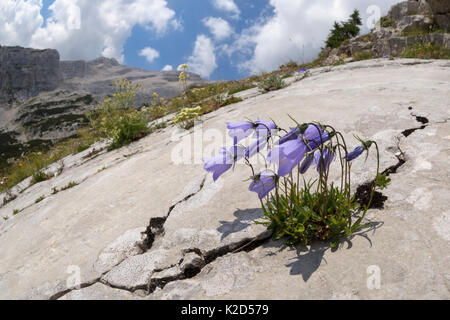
[141, 175, 207, 251]
[401, 114, 429, 137]
[146, 231, 272, 294]
[55, 175, 208, 299]
[48, 277, 101, 300]
[355, 113, 429, 209]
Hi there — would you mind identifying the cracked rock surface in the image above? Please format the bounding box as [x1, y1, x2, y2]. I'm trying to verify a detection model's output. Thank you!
[0, 59, 449, 299]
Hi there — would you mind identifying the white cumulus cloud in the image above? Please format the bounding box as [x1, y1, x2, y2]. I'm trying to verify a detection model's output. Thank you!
[0, 0, 44, 47]
[139, 46, 160, 63]
[231, 0, 401, 74]
[0, 0, 179, 63]
[212, 0, 240, 19]
[162, 64, 173, 71]
[187, 34, 217, 78]
[203, 17, 233, 41]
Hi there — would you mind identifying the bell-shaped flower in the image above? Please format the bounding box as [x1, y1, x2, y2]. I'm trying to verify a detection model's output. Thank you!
[345, 146, 365, 162]
[254, 119, 276, 137]
[299, 153, 315, 174]
[268, 139, 307, 176]
[278, 127, 302, 145]
[314, 148, 334, 173]
[226, 121, 254, 142]
[203, 145, 245, 181]
[245, 136, 267, 158]
[249, 172, 278, 199]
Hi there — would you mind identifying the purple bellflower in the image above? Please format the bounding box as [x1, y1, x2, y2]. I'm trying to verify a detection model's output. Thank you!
[345, 145, 365, 161]
[227, 119, 276, 143]
[226, 121, 254, 142]
[267, 140, 307, 176]
[299, 153, 315, 174]
[269, 124, 330, 176]
[255, 119, 277, 137]
[245, 136, 267, 158]
[203, 145, 245, 181]
[314, 148, 334, 173]
[249, 172, 277, 199]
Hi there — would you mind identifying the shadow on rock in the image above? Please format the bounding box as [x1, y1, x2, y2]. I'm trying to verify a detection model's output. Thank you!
[284, 220, 384, 282]
[217, 208, 264, 240]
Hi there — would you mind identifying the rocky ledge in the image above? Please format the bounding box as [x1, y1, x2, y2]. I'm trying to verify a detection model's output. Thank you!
[323, 0, 450, 64]
[0, 58, 448, 299]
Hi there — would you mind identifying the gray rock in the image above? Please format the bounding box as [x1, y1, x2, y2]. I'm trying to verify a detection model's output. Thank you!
[58, 282, 137, 300]
[0, 46, 60, 104]
[396, 14, 434, 33]
[388, 1, 422, 21]
[434, 14, 450, 31]
[389, 37, 408, 55]
[93, 227, 146, 274]
[426, 0, 450, 15]
[101, 249, 179, 291]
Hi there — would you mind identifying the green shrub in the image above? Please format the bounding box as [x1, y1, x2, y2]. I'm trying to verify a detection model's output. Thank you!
[326, 9, 362, 49]
[88, 79, 151, 150]
[35, 195, 45, 203]
[171, 106, 202, 130]
[61, 181, 78, 191]
[228, 85, 256, 95]
[401, 27, 445, 37]
[400, 42, 450, 59]
[258, 74, 286, 92]
[353, 51, 374, 61]
[379, 16, 396, 28]
[32, 170, 50, 184]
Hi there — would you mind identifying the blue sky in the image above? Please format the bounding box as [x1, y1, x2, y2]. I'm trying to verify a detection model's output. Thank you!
[1, 0, 401, 80]
[122, 1, 272, 80]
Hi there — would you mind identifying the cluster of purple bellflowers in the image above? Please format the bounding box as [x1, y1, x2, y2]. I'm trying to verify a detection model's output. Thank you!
[202, 118, 372, 201]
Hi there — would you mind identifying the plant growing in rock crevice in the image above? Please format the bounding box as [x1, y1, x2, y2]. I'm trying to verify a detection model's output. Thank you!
[171, 106, 202, 130]
[203, 117, 387, 248]
[258, 74, 286, 93]
[88, 79, 151, 150]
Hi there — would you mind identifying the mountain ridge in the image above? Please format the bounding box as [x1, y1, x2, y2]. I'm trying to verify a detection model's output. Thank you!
[0, 45, 207, 164]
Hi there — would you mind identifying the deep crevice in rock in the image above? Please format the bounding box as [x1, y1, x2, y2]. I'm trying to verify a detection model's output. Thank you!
[146, 231, 272, 294]
[48, 277, 100, 300]
[355, 113, 429, 210]
[354, 183, 388, 209]
[140, 175, 207, 251]
[402, 115, 429, 137]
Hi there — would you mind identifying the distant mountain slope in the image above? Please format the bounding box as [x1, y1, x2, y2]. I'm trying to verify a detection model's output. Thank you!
[0, 45, 207, 164]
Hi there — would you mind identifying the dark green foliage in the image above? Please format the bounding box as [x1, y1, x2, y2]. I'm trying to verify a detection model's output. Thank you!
[353, 51, 374, 61]
[221, 96, 243, 106]
[326, 9, 362, 49]
[228, 85, 256, 95]
[379, 16, 396, 28]
[401, 42, 450, 59]
[61, 181, 78, 191]
[375, 173, 391, 190]
[258, 74, 286, 92]
[257, 180, 363, 247]
[35, 195, 45, 203]
[32, 170, 50, 184]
